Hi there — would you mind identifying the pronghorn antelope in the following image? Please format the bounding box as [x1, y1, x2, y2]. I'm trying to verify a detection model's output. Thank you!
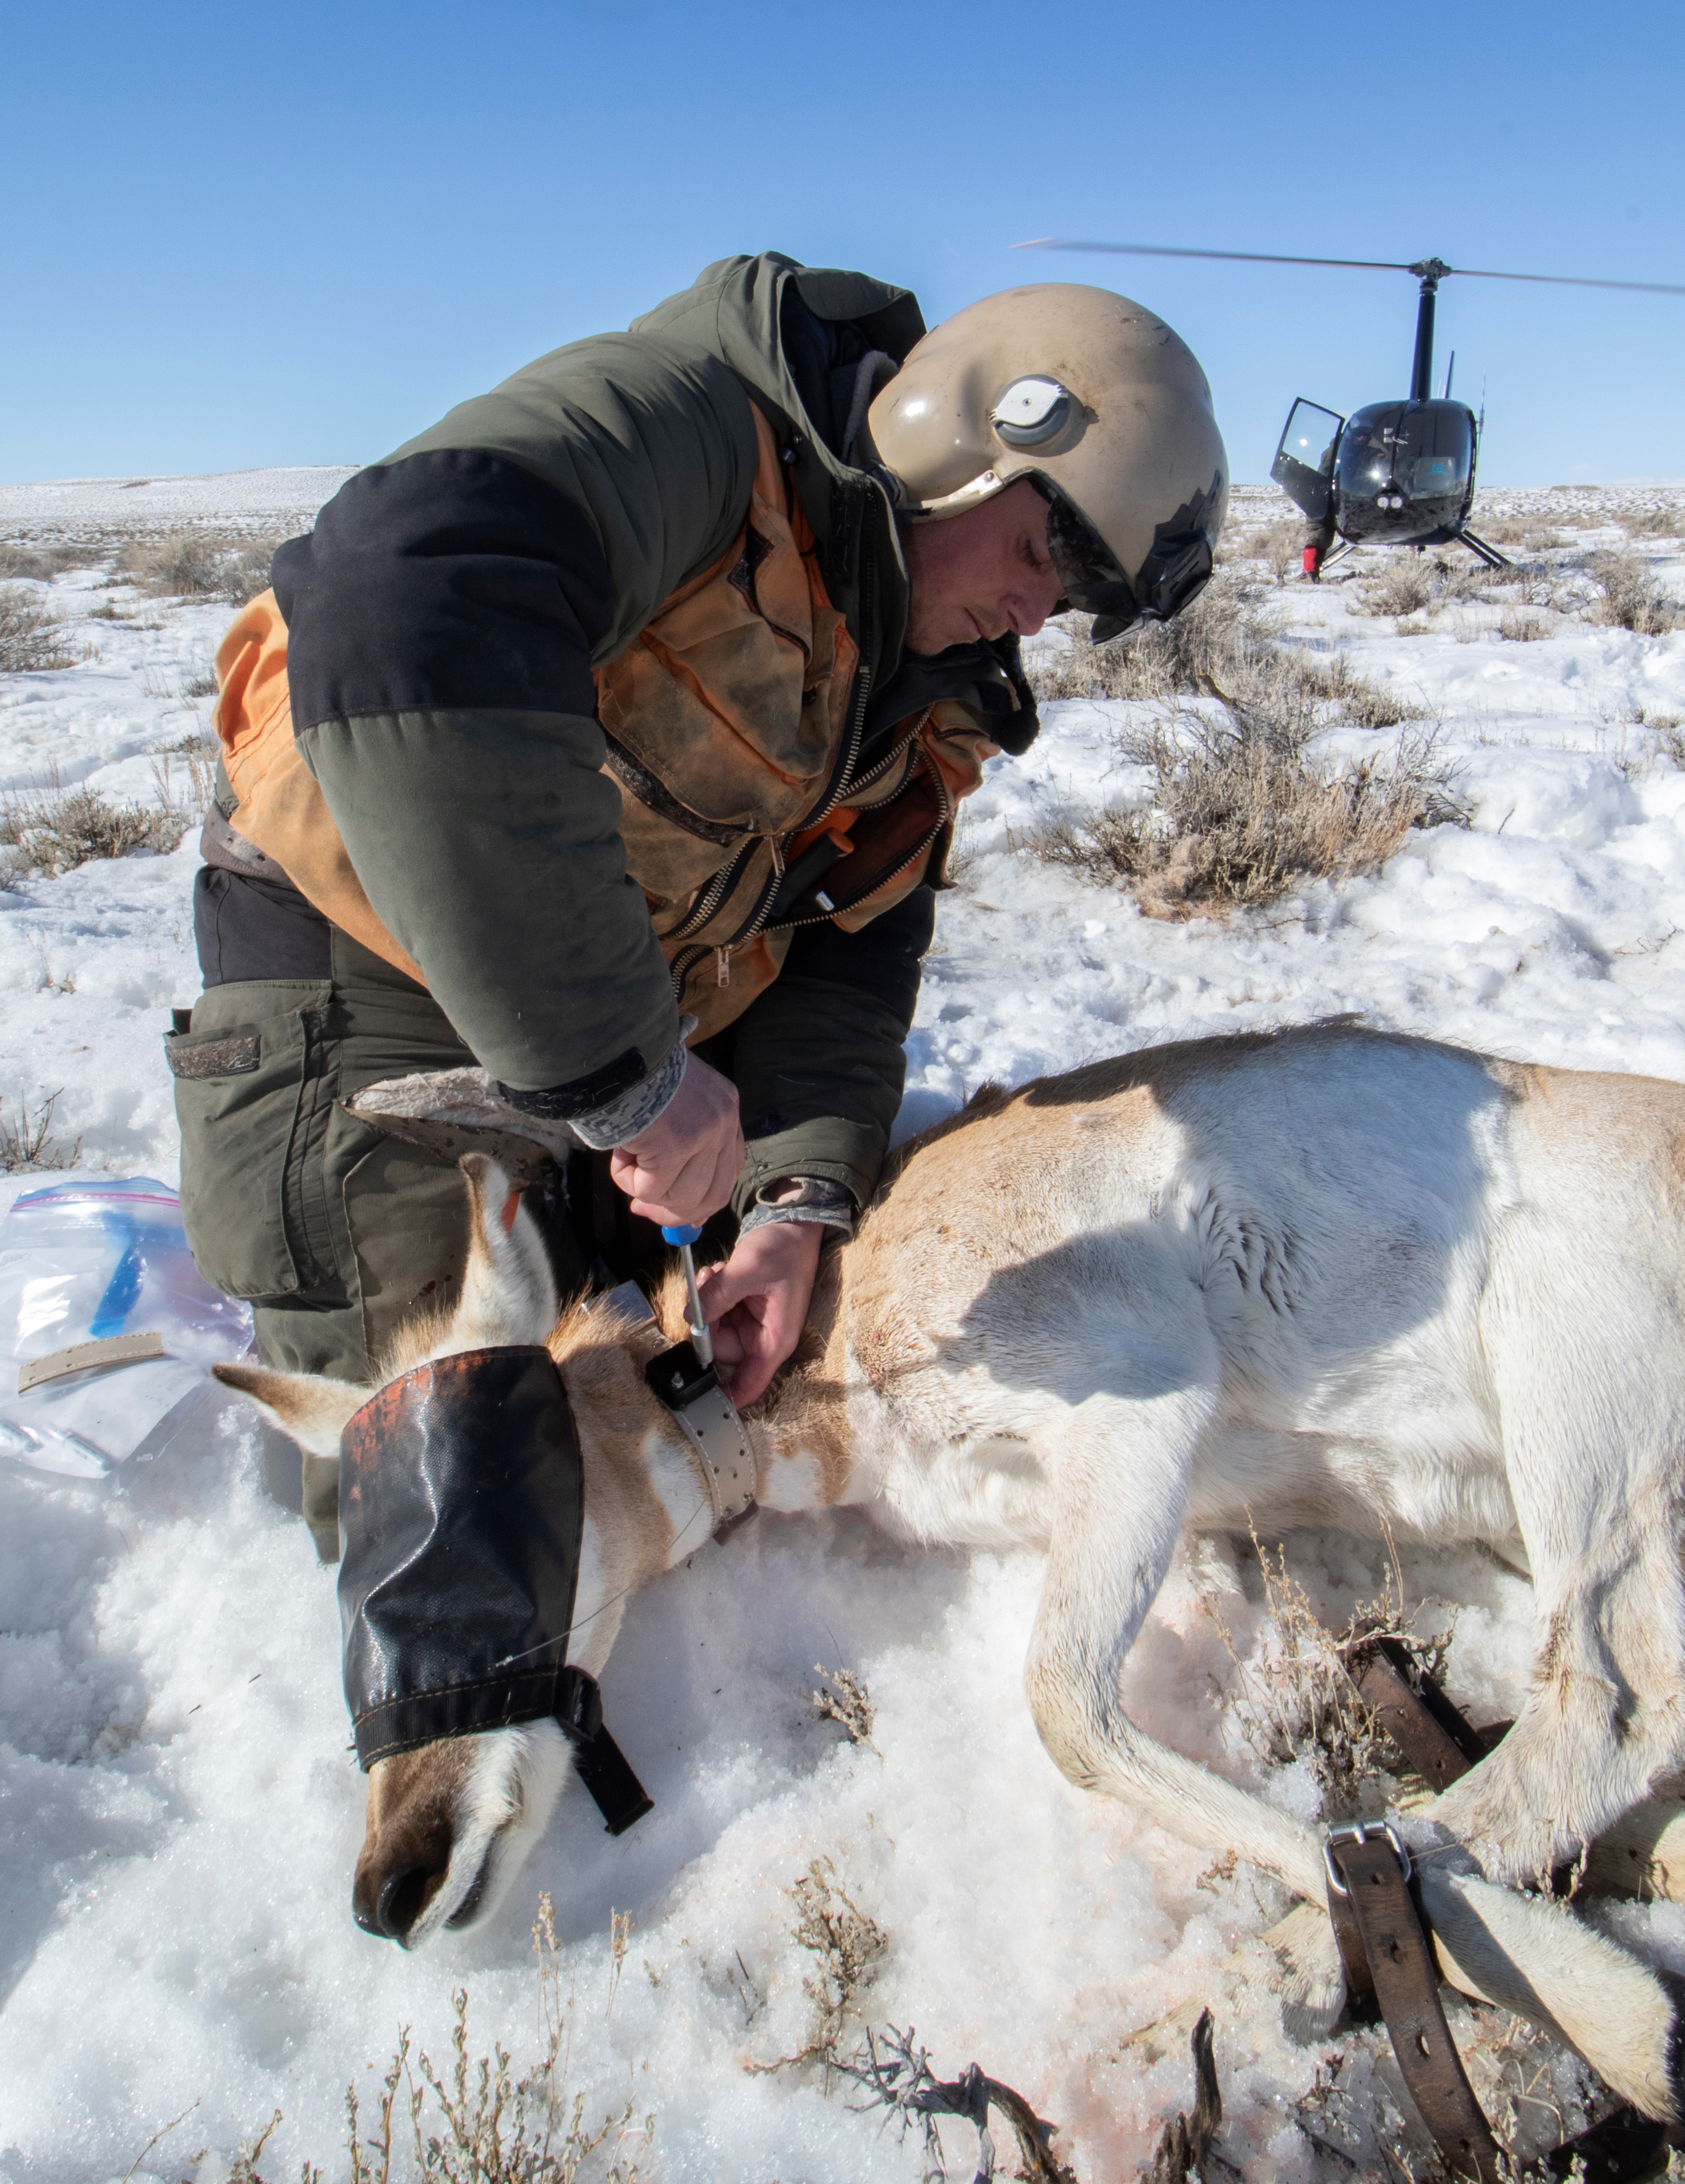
[220, 1023, 1685, 2123]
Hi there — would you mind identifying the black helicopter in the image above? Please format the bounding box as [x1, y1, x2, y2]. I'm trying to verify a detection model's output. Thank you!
[1014, 240, 1684, 577]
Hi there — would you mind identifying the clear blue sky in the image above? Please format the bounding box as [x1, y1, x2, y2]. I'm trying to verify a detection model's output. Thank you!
[1, 0, 1680, 489]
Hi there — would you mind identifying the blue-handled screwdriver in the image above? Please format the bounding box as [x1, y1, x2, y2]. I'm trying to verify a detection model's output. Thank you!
[660, 1224, 714, 1368]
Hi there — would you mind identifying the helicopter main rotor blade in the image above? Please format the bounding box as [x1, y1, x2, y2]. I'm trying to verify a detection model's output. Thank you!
[1013, 239, 1685, 297]
[1014, 240, 1421, 274]
[1447, 264, 1685, 296]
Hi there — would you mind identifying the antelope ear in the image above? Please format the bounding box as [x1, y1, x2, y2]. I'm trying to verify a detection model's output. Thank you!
[212, 1361, 366, 1459]
[446, 1151, 559, 1352]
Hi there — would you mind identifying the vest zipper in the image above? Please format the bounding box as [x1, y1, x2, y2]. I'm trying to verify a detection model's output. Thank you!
[769, 745, 957, 935]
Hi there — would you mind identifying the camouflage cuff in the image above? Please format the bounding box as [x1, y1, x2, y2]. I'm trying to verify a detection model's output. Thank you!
[737, 1176, 856, 1238]
[566, 1035, 689, 1150]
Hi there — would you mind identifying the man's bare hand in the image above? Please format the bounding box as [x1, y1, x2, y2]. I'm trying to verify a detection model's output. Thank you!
[695, 1220, 823, 1406]
[609, 1055, 743, 1228]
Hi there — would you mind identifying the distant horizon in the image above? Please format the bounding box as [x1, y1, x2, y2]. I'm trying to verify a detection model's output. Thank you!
[7, 463, 1685, 502]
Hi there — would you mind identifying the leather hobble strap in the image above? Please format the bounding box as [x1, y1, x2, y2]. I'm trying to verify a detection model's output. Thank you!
[1327, 1824, 1503, 2182]
[1324, 1823, 1679, 2183]
[1343, 1633, 1489, 1792]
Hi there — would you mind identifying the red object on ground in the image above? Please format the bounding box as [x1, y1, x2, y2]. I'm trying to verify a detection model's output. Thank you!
[1303, 544, 1323, 578]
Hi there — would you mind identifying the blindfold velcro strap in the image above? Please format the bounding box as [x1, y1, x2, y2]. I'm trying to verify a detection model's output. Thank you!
[337, 1346, 652, 1831]
[555, 1665, 655, 1835]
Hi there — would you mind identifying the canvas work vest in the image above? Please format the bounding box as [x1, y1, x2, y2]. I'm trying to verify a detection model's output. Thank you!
[212, 406, 1001, 1044]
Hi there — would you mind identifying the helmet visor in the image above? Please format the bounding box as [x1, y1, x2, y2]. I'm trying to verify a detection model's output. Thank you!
[1040, 485, 1215, 644]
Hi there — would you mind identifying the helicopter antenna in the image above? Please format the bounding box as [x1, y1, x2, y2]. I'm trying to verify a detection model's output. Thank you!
[1444, 352, 1456, 400]
[1010, 240, 1685, 297]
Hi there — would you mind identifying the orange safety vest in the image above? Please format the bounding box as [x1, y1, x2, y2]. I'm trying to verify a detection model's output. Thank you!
[213, 408, 1000, 1042]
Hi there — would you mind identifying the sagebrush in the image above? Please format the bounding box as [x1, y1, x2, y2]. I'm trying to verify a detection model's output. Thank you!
[1026, 710, 1462, 917]
[154, 1897, 653, 2184]
[1206, 1525, 1457, 1818]
[115, 527, 290, 606]
[0, 759, 209, 881]
[1585, 550, 1682, 636]
[1029, 574, 1418, 727]
[0, 585, 76, 673]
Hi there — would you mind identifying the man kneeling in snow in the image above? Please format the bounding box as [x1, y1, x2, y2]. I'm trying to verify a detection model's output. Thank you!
[171, 251, 1226, 1554]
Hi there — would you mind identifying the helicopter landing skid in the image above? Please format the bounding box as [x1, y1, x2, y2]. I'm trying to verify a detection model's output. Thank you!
[1311, 540, 1358, 576]
[1456, 527, 1514, 569]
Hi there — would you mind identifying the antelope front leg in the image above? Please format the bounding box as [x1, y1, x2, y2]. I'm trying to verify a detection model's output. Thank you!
[1020, 1378, 1332, 1911]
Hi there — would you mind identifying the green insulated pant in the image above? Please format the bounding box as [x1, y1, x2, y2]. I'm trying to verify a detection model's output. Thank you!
[169, 929, 589, 1557]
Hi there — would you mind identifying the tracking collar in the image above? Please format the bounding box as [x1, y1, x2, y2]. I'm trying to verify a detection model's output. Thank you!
[595, 1282, 758, 1542]
[337, 1345, 652, 1836]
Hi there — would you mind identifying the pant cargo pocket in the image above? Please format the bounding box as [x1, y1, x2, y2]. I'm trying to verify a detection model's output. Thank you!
[169, 981, 329, 1300]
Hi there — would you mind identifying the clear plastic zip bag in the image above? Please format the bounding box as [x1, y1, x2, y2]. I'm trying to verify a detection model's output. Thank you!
[0, 1177, 254, 1478]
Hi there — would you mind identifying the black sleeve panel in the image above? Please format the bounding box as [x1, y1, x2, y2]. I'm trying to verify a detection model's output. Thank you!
[781, 886, 935, 1022]
[272, 451, 615, 733]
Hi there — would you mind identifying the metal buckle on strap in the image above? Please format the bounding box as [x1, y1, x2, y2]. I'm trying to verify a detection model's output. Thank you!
[1324, 1818, 1411, 1897]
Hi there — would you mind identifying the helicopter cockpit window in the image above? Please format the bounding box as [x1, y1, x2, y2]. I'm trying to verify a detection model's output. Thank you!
[1400, 407, 1474, 498]
[1336, 415, 1392, 493]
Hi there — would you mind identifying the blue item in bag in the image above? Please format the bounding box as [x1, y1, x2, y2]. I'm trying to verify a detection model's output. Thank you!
[0, 1177, 253, 1478]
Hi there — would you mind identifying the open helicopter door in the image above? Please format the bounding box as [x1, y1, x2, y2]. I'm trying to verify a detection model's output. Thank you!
[1271, 399, 1345, 522]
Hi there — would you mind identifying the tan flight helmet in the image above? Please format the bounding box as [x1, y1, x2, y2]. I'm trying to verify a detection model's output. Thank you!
[867, 282, 1228, 639]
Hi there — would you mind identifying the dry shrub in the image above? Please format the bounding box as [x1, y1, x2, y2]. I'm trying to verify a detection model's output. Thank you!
[1470, 513, 1569, 553]
[0, 1091, 80, 1175]
[1646, 716, 1685, 770]
[192, 1897, 653, 2184]
[1620, 506, 1683, 539]
[0, 586, 77, 673]
[1029, 575, 1277, 705]
[750, 1857, 887, 2074]
[834, 2022, 1082, 2184]
[1027, 693, 1462, 918]
[1030, 576, 1416, 730]
[1351, 555, 1435, 619]
[1586, 549, 1683, 635]
[808, 1662, 876, 1749]
[1471, 513, 1534, 546]
[1499, 611, 1552, 642]
[115, 527, 286, 606]
[0, 542, 106, 582]
[0, 763, 203, 880]
[1207, 1528, 1456, 1819]
[1235, 517, 1303, 585]
[1303, 649, 1422, 729]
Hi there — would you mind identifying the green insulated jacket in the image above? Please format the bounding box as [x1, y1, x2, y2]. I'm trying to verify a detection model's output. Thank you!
[269, 253, 1038, 1216]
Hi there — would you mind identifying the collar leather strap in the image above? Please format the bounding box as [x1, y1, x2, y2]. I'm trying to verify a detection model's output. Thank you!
[604, 1276, 757, 1543]
[338, 1346, 652, 1834]
[1327, 1825, 1505, 2182]
[647, 1344, 758, 1542]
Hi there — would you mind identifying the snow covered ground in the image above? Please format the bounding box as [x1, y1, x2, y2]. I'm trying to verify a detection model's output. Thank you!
[0, 472, 1683, 2182]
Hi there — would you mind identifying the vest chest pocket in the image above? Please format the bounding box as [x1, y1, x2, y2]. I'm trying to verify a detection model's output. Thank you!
[168, 986, 330, 1301]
